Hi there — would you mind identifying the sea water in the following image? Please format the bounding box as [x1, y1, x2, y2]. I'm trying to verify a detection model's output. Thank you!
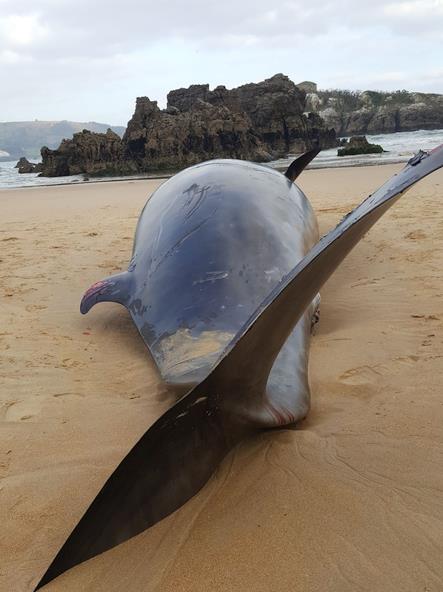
[1, 128, 443, 190]
[269, 128, 443, 171]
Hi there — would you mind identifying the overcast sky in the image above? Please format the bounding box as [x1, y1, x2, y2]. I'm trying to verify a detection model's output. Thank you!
[1, 0, 442, 125]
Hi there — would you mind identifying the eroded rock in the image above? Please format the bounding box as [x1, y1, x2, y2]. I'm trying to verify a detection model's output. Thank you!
[40, 74, 337, 177]
[15, 157, 42, 174]
[337, 136, 384, 157]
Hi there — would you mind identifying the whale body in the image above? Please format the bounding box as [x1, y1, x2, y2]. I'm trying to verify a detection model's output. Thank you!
[81, 155, 321, 425]
[35, 145, 443, 590]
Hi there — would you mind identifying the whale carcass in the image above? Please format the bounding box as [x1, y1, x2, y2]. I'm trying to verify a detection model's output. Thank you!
[35, 144, 443, 589]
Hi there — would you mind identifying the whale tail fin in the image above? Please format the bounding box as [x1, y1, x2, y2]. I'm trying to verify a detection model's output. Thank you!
[80, 271, 134, 314]
[34, 145, 443, 590]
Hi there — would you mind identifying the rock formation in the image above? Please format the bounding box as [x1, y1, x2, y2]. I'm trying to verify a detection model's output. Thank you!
[39, 74, 337, 177]
[296, 81, 318, 93]
[40, 129, 126, 177]
[123, 96, 270, 171]
[167, 74, 336, 156]
[337, 136, 384, 157]
[306, 89, 443, 136]
[15, 157, 42, 174]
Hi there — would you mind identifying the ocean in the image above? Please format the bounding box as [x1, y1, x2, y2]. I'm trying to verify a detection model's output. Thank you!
[1, 128, 443, 190]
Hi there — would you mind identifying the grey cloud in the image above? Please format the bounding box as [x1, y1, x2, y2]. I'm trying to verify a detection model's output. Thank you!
[1, 0, 441, 60]
[1, 0, 442, 122]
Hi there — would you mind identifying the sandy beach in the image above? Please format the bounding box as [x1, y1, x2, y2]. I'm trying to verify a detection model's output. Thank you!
[1, 164, 442, 591]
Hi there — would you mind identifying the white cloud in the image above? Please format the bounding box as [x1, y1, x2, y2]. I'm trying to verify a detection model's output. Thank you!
[0, 0, 442, 122]
[0, 49, 21, 63]
[0, 13, 48, 48]
[384, 0, 443, 16]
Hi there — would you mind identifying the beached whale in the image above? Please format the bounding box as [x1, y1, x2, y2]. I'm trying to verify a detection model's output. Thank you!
[35, 144, 443, 590]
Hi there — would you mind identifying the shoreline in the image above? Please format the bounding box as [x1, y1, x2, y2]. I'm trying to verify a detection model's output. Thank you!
[0, 156, 412, 192]
[2, 128, 443, 192]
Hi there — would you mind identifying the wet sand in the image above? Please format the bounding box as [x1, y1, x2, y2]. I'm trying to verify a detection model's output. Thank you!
[1, 164, 442, 591]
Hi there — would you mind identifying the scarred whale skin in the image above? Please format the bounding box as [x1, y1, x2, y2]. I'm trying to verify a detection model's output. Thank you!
[81, 158, 321, 425]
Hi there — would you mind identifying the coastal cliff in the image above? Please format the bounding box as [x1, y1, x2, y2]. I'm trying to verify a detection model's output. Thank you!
[307, 89, 443, 136]
[39, 74, 336, 177]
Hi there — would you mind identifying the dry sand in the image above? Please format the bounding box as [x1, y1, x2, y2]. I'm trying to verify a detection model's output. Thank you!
[1, 165, 442, 592]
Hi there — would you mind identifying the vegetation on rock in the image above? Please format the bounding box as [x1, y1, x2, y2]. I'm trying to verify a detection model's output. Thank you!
[337, 136, 384, 157]
[308, 89, 443, 135]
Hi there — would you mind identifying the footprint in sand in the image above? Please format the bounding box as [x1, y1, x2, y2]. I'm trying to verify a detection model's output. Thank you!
[374, 240, 389, 252]
[53, 392, 84, 399]
[406, 250, 433, 263]
[98, 261, 122, 272]
[0, 401, 17, 420]
[25, 304, 47, 313]
[2, 400, 40, 422]
[59, 358, 83, 369]
[405, 229, 427, 240]
[350, 277, 382, 288]
[339, 365, 384, 386]
[25, 354, 56, 368]
[394, 355, 420, 364]
[411, 313, 440, 321]
[339, 356, 419, 386]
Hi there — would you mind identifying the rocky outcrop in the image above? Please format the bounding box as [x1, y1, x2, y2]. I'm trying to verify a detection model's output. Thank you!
[39, 74, 336, 177]
[305, 89, 443, 135]
[167, 74, 336, 155]
[15, 157, 42, 173]
[40, 129, 126, 177]
[123, 97, 270, 171]
[337, 136, 384, 157]
[16, 157, 35, 173]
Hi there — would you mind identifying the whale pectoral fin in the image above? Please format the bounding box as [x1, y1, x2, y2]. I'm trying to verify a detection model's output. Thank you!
[33, 379, 244, 591]
[284, 145, 321, 182]
[208, 145, 443, 407]
[80, 271, 133, 314]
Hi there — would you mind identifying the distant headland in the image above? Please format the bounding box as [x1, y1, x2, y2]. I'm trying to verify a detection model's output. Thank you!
[0, 121, 125, 161]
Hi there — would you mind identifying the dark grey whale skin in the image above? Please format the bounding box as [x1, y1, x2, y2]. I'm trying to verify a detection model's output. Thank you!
[34, 145, 443, 590]
[82, 159, 319, 409]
